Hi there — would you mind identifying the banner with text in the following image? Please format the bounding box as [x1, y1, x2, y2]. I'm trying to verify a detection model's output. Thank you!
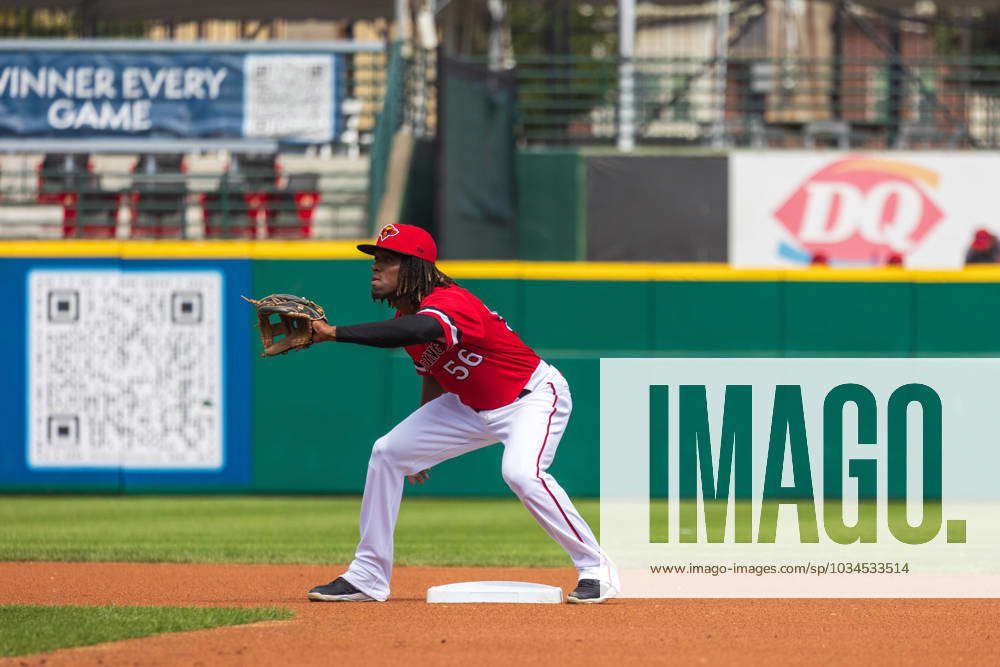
[0, 51, 338, 142]
[730, 152, 1000, 268]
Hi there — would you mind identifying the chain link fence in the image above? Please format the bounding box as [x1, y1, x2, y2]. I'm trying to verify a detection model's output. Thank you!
[451, 1, 1000, 149]
[496, 54, 1000, 148]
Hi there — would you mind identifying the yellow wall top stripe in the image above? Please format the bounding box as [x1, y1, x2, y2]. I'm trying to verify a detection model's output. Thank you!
[3, 240, 1000, 283]
[0, 239, 368, 259]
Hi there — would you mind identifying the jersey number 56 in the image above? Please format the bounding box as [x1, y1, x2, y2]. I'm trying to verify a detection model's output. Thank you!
[443, 349, 483, 380]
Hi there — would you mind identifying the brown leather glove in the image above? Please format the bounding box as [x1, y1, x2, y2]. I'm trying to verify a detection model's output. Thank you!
[241, 293, 327, 357]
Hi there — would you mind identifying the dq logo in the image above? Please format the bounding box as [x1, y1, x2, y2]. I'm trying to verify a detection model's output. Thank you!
[773, 157, 944, 262]
[378, 224, 400, 242]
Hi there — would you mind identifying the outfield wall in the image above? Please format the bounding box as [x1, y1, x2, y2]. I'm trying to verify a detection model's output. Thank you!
[2, 241, 1000, 496]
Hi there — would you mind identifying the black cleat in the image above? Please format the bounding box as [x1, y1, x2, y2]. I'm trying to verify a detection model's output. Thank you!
[567, 578, 616, 604]
[308, 576, 375, 602]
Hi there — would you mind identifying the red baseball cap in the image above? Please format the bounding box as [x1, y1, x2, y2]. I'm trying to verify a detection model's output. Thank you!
[357, 223, 437, 263]
[972, 228, 995, 251]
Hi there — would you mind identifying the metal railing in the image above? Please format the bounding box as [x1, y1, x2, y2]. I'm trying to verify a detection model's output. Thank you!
[498, 55, 1000, 149]
[0, 154, 368, 239]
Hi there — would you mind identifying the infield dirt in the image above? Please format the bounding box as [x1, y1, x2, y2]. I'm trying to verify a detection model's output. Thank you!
[2, 562, 999, 666]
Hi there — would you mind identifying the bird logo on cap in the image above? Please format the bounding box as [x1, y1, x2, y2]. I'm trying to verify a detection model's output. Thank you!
[378, 224, 400, 243]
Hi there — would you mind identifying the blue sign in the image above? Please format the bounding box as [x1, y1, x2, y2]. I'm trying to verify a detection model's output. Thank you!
[0, 51, 339, 141]
[0, 257, 253, 492]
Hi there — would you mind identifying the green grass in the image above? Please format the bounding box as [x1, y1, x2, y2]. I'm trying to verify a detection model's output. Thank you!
[0, 496, 598, 567]
[0, 605, 292, 657]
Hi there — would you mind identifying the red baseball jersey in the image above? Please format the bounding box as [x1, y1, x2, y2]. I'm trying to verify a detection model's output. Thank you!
[403, 285, 540, 410]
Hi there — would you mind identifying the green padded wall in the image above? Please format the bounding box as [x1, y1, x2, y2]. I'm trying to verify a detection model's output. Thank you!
[651, 282, 783, 355]
[251, 259, 395, 493]
[522, 280, 654, 352]
[784, 282, 914, 356]
[914, 283, 1000, 355]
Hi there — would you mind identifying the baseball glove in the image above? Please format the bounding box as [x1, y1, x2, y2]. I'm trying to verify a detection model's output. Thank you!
[241, 293, 327, 357]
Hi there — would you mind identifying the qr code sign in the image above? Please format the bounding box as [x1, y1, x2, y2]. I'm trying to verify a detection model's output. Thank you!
[28, 270, 223, 470]
[244, 54, 334, 142]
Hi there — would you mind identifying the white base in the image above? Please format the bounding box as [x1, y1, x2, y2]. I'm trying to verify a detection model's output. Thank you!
[426, 581, 563, 604]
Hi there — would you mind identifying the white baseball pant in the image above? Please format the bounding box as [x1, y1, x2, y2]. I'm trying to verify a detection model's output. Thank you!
[342, 360, 618, 601]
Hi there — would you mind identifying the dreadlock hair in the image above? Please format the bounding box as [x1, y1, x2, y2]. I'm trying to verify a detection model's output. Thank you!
[379, 254, 456, 309]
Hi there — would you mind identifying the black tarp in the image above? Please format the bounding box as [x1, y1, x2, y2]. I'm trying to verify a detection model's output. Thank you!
[436, 55, 518, 259]
[585, 155, 727, 262]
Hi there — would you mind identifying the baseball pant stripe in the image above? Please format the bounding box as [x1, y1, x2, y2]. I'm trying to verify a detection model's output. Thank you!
[535, 381, 584, 543]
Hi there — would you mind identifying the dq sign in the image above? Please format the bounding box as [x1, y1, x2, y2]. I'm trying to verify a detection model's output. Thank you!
[729, 152, 999, 268]
[774, 157, 943, 262]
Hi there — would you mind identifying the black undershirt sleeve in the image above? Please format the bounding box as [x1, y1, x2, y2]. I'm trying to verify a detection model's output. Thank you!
[335, 314, 444, 348]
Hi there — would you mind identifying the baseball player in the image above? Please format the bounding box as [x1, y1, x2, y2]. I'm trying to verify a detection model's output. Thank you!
[306, 224, 618, 604]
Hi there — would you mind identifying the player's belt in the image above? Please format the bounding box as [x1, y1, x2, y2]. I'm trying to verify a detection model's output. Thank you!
[475, 388, 531, 413]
